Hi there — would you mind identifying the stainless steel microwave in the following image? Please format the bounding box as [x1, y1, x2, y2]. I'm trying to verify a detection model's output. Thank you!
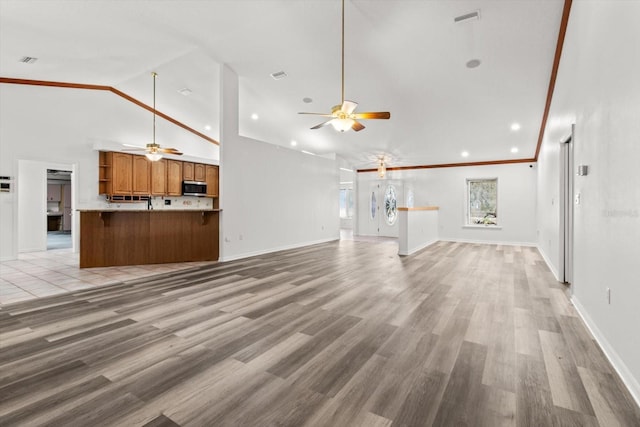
[182, 181, 207, 197]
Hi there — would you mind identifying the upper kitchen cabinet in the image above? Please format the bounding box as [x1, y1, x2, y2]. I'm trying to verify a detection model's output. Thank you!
[205, 165, 219, 197]
[47, 184, 61, 202]
[167, 160, 182, 196]
[183, 162, 194, 181]
[194, 163, 206, 182]
[132, 156, 151, 195]
[150, 159, 167, 196]
[110, 152, 133, 195]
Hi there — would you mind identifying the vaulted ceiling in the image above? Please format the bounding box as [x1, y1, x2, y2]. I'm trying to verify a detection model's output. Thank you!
[0, 0, 566, 169]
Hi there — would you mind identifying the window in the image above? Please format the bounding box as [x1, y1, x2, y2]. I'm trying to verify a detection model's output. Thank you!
[384, 185, 398, 225]
[467, 178, 498, 225]
[339, 188, 354, 219]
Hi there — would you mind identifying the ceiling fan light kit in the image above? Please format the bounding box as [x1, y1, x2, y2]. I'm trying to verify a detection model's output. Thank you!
[299, 0, 390, 133]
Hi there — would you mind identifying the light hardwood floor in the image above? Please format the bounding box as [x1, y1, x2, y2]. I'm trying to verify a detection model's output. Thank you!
[1, 240, 638, 426]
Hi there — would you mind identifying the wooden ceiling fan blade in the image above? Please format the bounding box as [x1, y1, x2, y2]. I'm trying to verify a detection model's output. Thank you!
[311, 119, 334, 130]
[342, 100, 358, 114]
[352, 112, 391, 120]
[158, 148, 183, 155]
[352, 120, 365, 132]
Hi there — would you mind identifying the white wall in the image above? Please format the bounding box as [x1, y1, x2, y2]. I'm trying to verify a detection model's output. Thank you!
[0, 83, 219, 260]
[219, 65, 339, 261]
[538, 1, 640, 402]
[357, 162, 537, 245]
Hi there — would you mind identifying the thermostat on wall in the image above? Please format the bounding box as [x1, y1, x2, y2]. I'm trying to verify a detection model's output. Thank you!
[0, 176, 12, 193]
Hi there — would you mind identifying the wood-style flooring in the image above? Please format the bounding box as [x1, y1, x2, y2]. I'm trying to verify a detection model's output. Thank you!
[1, 240, 639, 426]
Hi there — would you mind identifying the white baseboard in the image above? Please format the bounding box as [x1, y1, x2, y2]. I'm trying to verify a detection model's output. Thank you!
[219, 237, 339, 262]
[571, 296, 640, 408]
[439, 238, 537, 247]
[536, 245, 560, 281]
[399, 238, 438, 256]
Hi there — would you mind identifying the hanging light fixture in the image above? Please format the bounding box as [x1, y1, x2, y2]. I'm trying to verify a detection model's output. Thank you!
[147, 72, 162, 161]
[377, 157, 386, 178]
[122, 72, 183, 159]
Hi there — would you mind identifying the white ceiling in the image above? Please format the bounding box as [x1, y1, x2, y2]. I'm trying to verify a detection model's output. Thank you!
[0, 0, 565, 169]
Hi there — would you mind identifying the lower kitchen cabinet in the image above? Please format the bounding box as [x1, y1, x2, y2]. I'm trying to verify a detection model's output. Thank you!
[79, 210, 219, 268]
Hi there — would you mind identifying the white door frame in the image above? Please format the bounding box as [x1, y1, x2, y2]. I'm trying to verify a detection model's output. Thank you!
[559, 124, 575, 285]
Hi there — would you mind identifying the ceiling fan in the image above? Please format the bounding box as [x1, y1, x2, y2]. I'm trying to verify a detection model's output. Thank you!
[123, 72, 183, 161]
[299, 0, 390, 132]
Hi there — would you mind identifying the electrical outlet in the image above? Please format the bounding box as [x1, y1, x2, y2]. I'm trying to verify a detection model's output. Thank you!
[606, 288, 611, 304]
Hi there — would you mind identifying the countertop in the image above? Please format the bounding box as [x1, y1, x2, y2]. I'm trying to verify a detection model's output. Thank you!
[77, 209, 221, 213]
[397, 206, 439, 211]
[47, 212, 63, 216]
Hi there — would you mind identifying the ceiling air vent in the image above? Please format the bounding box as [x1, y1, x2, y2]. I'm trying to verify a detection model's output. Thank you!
[454, 10, 480, 24]
[270, 71, 287, 80]
[19, 56, 38, 64]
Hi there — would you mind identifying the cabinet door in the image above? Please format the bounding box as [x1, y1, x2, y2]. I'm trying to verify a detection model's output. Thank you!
[47, 184, 61, 201]
[167, 160, 183, 196]
[111, 153, 133, 195]
[194, 163, 206, 182]
[205, 165, 219, 197]
[183, 162, 194, 181]
[132, 155, 151, 195]
[150, 159, 167, 195]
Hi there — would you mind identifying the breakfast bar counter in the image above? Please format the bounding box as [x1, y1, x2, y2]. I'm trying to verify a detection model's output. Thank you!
[78, 209, 219, 268]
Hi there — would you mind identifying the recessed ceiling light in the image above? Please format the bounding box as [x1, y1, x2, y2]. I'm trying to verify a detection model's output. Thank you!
[19, 56, 38, 64]
[290, 140, 297, 146]
[302, 97, 313, 104]
[511, 147, 519, 153]
[461, 151, 469, 157]
[251, 113, 259, 120]
[466, 59, 481, 69]
[178, 87, 192, 96]
[511, 123, 521, 131]
[204, 125, 211, 131]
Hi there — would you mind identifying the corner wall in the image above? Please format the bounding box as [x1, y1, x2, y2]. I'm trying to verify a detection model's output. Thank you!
[219, 65, 339, 261]
[538, 0, 640, 402]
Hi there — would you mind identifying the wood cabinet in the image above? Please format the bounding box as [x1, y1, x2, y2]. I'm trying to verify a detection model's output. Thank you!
[132, 156, 151, 195]
[183, 162, 194, 181]
[111, 152, 133, 195]
[167, 160, 183, 196]
[194, 163, 206, 182]
[99, 151, 217, 199]
[150, 159, 167, 195]
[206, 165, 219, 197]
[47, 184, 61, 201]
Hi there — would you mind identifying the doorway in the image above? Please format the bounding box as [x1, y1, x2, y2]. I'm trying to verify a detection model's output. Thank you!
[17, 160, 76, 255]
[46, 169, 72, 250]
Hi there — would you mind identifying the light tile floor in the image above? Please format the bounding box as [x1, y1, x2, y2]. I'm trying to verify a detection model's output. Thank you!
[0, 248, 215, 306]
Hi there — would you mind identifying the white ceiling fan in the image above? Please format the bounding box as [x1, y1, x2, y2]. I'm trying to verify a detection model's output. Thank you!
[299, 0, 390, 132]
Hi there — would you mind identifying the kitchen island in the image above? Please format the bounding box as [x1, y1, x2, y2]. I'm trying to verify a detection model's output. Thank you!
[79, 209, 219, 268]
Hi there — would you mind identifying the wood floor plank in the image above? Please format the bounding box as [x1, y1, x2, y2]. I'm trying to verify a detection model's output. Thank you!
[0, 241, 638, 426]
